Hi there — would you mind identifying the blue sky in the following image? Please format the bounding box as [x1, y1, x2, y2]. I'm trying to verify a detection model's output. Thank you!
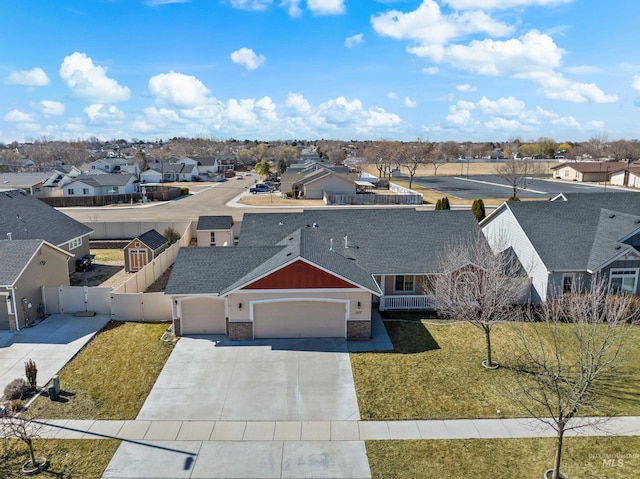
[2, 0, 639, 143]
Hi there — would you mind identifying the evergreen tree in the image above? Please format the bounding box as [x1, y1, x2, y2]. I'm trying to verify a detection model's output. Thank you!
[472, 199, 486, 222]
[435, 199, 442, 210]
[442, 196, 451, 209]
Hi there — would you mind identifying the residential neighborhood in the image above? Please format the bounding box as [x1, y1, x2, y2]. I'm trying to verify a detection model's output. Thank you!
[2, 137, 640, 479]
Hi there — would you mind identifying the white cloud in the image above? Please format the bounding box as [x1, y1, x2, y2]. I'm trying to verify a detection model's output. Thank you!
[345, 33, 364, 48]
[59, 52, 130, 102]
[230, 48, 266, 71]
[281, 0, 302, 17]
[146, 0, 190, 5]
[387, 92, 398, 99]
[477, 96, 525, 116]
[521, 71, 618, 103]
[445, 0, 571, 10]
[38, 100, 65, 116]
[230, 0, 272, 11]
[5, 67, 50, 86]
[632, 75, 640, 92]
[403, 96, 417, 107]
[307, 0, 345, 15]
[4, 109, 33, 122]
[423, 66, 439, 75]
[148, 71, 212, 108]
[84, 104, 125, 123]
[372, 1, 513, 52]
[286, 92, 314, 115]
[456, 84, 477, 92]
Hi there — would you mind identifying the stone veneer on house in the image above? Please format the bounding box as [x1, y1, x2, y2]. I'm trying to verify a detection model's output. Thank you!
[228, 321, 253, 340]
[347, 320, 371, 340]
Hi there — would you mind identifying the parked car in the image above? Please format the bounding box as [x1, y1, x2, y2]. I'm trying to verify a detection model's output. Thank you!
[249, 183, 272, 194]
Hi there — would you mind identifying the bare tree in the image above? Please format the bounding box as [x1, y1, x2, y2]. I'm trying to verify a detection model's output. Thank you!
[508, 278, 638, 479]
[399, 141, 432, 189]
[1, 414, 47, 474]
[429, 141, 459, 175]
[362, 141, 396, 180]
[430, 232, 528, 368]
[495, 157, 544, 200]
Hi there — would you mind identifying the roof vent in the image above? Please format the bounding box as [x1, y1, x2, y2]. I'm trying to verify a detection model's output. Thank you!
[279, 220, 284, 226]
[330, 238, 334, 252]
[312, 223, 318, 228]
[615, 245, 622, 250]
[344, 234, 348, 248]
[610, 214, 616, 218]
[7, 233, 12, 240]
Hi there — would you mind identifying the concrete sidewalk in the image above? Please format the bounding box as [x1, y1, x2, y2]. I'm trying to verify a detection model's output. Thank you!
[28, 417, 640, 441]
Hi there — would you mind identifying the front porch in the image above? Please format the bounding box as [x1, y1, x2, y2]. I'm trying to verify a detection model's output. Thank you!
[379, 294, 436, 311]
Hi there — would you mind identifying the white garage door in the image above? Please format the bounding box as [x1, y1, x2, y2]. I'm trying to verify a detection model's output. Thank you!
[254, 301, 346, 338]
[181, 298, 226, 334]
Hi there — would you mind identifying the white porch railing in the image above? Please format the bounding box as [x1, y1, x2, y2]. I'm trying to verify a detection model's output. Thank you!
[379, 295, 436, 311]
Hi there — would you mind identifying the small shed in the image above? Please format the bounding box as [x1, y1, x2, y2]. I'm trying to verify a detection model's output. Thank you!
[196, 216, 235, 246]
[123, 229, 169, 272]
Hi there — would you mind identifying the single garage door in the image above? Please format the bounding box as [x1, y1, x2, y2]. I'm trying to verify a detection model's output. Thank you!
[181, 298, 226, 334]
[254, 300, 346, 338]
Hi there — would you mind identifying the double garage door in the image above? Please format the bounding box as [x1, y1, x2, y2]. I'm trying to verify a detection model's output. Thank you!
[253, 301, 346, 339]
[180, 298, 226, 335]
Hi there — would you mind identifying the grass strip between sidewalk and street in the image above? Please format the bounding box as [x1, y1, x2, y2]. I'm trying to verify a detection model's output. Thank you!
[366, 436, 640, 479]
[28, 321, 174, 420]
[0, 439, 120, 479]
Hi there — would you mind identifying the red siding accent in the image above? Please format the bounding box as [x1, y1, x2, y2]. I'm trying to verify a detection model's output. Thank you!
[243, 260, 354, 289]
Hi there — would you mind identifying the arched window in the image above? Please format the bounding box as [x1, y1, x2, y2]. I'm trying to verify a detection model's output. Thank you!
[455, 271, 478, 303]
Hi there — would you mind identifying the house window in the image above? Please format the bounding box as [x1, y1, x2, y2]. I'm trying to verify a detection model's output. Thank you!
[564, 170, 569, 177]
[455, 271, 479, 303]
[609, 269, 638, 295]
[111, 186, 119, 194]
[394, 275, 414, 292]
[67, 188, 75, 195]
[210, 232, 216, 245]
[69, 237, 82, 250]
[562, 274, 574, 294]
[82, 188, 89, 195]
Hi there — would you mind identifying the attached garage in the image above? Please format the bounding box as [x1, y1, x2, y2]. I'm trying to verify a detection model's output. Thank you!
[253, 300, 346, 338]
[0, 299, 10, 330]
[180, 298, 226, 334]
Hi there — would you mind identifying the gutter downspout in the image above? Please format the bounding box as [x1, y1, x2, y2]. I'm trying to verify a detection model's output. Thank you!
[11, 287, 20, 331]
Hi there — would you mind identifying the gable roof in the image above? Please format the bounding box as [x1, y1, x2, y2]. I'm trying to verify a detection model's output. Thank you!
[135, 229, 168, 250]
[68, 174, 136, 188]
[551, 162, 627, 173]
[490, 193, 640, 272]
[0, 239, 71, 286]
[166, 228, 381, 296]
[197, 216, 234, 230]
[239, 208, 479, 274]
[0, 189, 92, 245]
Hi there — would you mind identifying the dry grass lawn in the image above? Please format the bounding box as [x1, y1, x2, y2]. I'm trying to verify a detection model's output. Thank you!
[367, 436, 640, 479]
[351, 318, 640, 420]
[91, 249, 124, 264]
[28, 321, 174, 420]
[237, 192, 325, 207]
[0, 439, 120, 479]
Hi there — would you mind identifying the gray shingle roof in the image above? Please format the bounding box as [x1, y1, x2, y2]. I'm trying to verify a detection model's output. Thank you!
[197, 216, 234, 230]
[239, 208, 479, 274]
[0, 190, 92, 245]
[505, 193, 640, 272]
[69, 174, 136, 187]
[0, 239, 44, 285]
[136, 229, 168, 251]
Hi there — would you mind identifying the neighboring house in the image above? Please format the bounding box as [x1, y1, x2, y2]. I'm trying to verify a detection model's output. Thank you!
[0, 189, 93, 272]
[42, 165, 82, 188]
[0, 239, 72, 330]
[87, 157, 129, 173]
[123, 229, 169, 272]
[481, 192, 640, 303]
[0, 172, 50, 195]
[166, 209, 479, 339]
[289, 168, 356, 199]
[551, 162, 626, 182]
[142, 160, 197, 183]
[610, 165, 640, 188]
[63, 174, 139, 197]
[196, 216, 235, 246]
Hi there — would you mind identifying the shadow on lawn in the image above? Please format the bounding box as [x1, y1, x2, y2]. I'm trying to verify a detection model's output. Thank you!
[383, 320, 440, 354]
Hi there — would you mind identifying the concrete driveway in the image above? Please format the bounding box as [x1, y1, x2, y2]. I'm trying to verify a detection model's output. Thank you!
[0, 314, 110, 393]
[104, 336, 370, 478]
[137, 337, 360, 421]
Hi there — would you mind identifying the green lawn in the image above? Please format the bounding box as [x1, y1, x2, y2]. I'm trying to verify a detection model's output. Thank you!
[351, 317, 640, 420]
[0, 439, 120, 479]
[28, 321, 174, 419]
[367, 436, 640, 479]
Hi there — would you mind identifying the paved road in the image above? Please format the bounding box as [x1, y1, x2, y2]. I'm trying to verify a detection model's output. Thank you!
[414, 175, 633, 199]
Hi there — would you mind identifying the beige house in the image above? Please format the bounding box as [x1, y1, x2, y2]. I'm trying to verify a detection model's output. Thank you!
[291, 169, 356, 199]
[551, 162, 626, 182]
[0, 239, 72, 330]
[610, 165, 640, 188]
[196, 216, 235, 247]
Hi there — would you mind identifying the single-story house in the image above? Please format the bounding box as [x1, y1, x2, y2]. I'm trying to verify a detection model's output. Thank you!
[0, 189, 93, 272]
[166, 209, 479, 340]
[610, 165, 640, 188]
[196, 216, 235, 246]
[0, 239, 72, 330]
[63, 174, 139, 197]
[0, 172, 50, 195]
[551, 162, 627, 182]
[481, 192, 640, 303]
[141, 160, 197, 183]
[123, 229, 169, 272]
